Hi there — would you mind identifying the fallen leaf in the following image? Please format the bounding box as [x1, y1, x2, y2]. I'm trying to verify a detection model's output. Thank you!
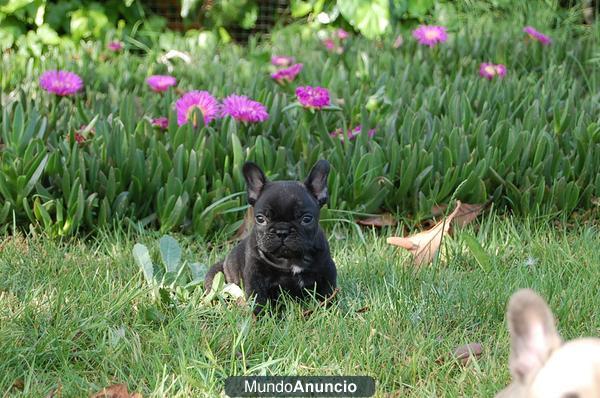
[222, 283, 245, 303]
[357, 213, 397, 227]
[420, 218, 437, 230]
[11, 378, 24, 391]
[90, 384, 142, 398]
[387, 202, 462, 266]
[452, 203, 485, 228]
[430, 204, 447, 217]
[431, 202, 485, 228]
[452, 342, 483, 365]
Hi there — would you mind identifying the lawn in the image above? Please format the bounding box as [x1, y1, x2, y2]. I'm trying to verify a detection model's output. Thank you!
[1, 214, 599, 396]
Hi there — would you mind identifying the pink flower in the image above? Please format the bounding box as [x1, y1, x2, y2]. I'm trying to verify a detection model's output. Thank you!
[68, 124, 94, 145]
[296, 86, 330, 109]
[146, 75, 177, 92]
[271, 55, 295, 67]
[337, 28, 350, 40]
[322, 38, 343, 54]
[331, 125, 376, 141]
[152, 117, 169, 129]
[323, 38, 336, 51]
[479, 63, 507, 80]
[523, 26, 552, 45]
[108, 41, 123, 51]
[69, 133, 86, 144]
[39, 70, 83, 96]
[271, 63, 303, 84]
[175, 91, 219, 126]
[412, 25, 448, 47]
[221, 94, 269, 123]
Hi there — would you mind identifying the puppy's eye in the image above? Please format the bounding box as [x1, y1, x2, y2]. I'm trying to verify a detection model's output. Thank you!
[301, 214, 314, 224]
[255, 214, 267, 225]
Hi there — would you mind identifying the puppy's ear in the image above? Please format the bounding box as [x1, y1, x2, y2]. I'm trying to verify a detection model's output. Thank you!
[243, 162, 267, 205]
[507, 289, 562, 384]
[304, 160, 330, 207]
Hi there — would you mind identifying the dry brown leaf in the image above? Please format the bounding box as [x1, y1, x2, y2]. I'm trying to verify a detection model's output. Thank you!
[452, 342, 483, 365]
[357, 213, 397, 227]
[435, 342, 483, 366]
[452, 203, 485, 228]
[430, 204, 448, 217]
[90, 384, 142, 398]
[431, 203, 484, 228]
[11, 378, 24, 391]
[387, 201, 462, 266]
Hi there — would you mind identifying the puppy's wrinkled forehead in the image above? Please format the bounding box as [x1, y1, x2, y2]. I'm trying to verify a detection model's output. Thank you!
[255, 181, 318, 220]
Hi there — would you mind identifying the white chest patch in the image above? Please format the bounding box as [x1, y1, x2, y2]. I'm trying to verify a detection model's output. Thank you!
[291, 265, 303, 275]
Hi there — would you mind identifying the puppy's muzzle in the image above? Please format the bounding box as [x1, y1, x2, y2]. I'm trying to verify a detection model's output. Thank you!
[269, 224, 296, 240]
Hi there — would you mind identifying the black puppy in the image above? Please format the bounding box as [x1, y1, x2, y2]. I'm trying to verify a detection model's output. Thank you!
[204, 160, 337, 314]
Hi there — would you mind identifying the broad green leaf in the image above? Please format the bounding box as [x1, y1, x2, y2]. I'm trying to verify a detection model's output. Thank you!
[159, 235, 182, 274]
[133, 243, 154, 285]
[36, 24, 60, 45]
[408, 0, 435, 17]
[291, 0, 313, 18]
[0, 0, 34, 13]
[337, 0, 389, 39]
[188, 262, 207, 282]
[70, 5, 109, 40]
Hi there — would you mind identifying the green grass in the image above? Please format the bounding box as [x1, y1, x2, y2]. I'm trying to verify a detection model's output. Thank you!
[1, 215, 599, 397]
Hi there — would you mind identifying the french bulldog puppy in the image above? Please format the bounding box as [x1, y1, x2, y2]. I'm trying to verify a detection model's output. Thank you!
[204, 160, 337, 314]
[496, 288, 600, 398]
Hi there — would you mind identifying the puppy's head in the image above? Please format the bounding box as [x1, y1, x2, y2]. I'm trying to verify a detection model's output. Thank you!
[243, 160, 330, 258]
[497, 289, 600, 398]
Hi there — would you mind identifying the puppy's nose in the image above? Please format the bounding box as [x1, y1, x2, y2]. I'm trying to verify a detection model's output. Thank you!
[275, 229, 289, 239]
